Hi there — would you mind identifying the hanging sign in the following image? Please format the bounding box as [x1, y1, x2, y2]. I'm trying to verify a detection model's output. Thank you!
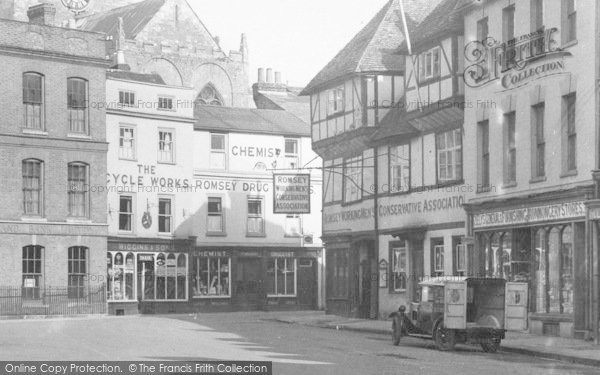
[273, 174, 311, 214]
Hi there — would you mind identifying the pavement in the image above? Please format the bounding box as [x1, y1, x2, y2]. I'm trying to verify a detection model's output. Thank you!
[267, 310, 600, 368]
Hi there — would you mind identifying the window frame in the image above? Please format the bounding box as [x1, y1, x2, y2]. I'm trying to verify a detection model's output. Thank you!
[391, 246, 408, 292]
[531, 0, 544, 32]
[68, 246, 87, 299]
[478, 120, 490, 190]
[22, 159, 44, 217]
[532, 103, 546, 179]
[420, 47, 441, 80]
[67, 162, 89, 218]
[563, 93, 577, 173]
[22, 72, 45, 131]
[207, 196, 225, 235]
[389, 143, 410, 194]
[192, 255, 231, 298]
[343, 156, 363, 204]
[504, 112, 517, 185]
[246, 196, 265, 237]
[158, 196, 173, 234]
[158, 128, 176, 164]
[284, 214, 302, 237]
[118, 194, 134, 232]
[327, 86, 344, 116]
[284, 138, 300, 170]
[455, 244, 466, 276]
[158, 96, 174, 111]
[67, 77, 89, 135]
[22, 245, 43, 300]
[563, 0, 577, 44]
[119, 124, 136, 160]
[209, 133, 227, 170]
[118, 90, 136, 107]
[267, 257, 297, 297]
[436, 128, 463, 184]
[477, 17, 489, 42]
[503, 5, 516, 43]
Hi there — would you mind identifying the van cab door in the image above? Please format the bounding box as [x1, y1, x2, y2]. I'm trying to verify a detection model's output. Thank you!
[505, 282, 528, 331]
[444, 281, 467, 329]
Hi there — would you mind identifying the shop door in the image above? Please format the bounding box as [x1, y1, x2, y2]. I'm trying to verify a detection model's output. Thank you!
[137, 256, 155, 301]
[234, 258, 264, 309]
[359, 259, 371, 319]
[297, 258, 317, 309]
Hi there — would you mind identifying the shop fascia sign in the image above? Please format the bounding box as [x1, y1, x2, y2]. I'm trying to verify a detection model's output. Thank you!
[473, 201, 585, 229]
[464, 27, 572, 90]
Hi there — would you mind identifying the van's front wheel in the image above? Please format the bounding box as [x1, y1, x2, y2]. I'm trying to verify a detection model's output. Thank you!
[433, 322, 456, 351]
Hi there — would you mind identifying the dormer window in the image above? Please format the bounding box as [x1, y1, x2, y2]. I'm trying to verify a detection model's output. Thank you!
[328, 86, 344, 116]
[420, 47, 441, 80]
[119, 90, 135, 107]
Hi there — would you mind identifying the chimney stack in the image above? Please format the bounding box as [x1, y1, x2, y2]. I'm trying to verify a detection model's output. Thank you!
[28, 2, 56, 26]
[275, 71, 282, 84]
[266, 68, 273, 83]
[258, 68, 265, 83]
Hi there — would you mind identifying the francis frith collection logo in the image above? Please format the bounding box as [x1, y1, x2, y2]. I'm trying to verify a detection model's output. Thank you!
[464, 27, 572, 90]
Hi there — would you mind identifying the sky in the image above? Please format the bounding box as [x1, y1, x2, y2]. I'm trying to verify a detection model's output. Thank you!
[191, 0, 390, 88]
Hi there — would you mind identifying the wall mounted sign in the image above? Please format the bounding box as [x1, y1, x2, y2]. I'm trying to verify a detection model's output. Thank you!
[142, 211, 152, 229]
[473, 201, 585, 229]
[464, 27, 572, 89]
[273, 174, 311, 214]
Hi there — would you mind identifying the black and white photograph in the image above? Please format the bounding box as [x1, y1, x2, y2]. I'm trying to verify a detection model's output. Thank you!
[0, 0, 599, 374]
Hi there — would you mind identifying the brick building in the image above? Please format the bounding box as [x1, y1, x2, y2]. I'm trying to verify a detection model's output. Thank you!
[3, 0, 253, 108]
[0, 4, 109, 314]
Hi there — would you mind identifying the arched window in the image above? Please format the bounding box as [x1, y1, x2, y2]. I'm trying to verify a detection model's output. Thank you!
[195, 84, 224, 107]
[68, 246, 87, 299]
[22, 159, 43, 216]
[67, 78, 88, 134]
[22, 245, 43, 299]
[68, 162, 89, 217]
[23, 72, 44, 130]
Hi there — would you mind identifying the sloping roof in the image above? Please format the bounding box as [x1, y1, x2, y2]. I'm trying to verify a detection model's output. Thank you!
[372, 109, 419, 142]
[300, 0, 444, 96]
[398, 0, 471, 53]
[195, 106, 311, 137]
[79, 0, 166, 39]
[254, 90, 310, 124]
[107, 70, 166, 84]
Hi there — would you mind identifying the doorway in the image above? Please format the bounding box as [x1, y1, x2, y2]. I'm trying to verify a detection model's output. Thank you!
[234, 258, 264, 309]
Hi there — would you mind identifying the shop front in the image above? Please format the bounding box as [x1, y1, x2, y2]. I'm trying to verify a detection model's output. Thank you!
[467, 192, 592, 338]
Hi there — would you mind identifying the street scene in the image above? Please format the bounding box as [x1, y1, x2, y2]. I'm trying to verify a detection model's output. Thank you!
[0, 0, 600, 373]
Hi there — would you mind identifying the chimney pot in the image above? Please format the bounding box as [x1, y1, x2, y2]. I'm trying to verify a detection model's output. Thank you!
[27, 2, 56, 26]
[258, 68, 265, 83]
[266, 68, 273, 83]
[275, 71, 282, 84]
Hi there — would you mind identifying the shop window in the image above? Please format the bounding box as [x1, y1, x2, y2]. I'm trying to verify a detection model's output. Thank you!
[158, 197, 172, 234]
[343, 156, 362, 203]
[533, 229, 547, 313]
[389, 144, 410, 193]
[118, 90, 135, 107]
[247, 197, 264, 236]
[192, 256, 230, 298]
[285, 138, 299, 170]
[420, 47, 441, 80]
[68, 163, 88, 218]
[158, 130, 175, 164]
[158, 96, 173, 111]
[392, 247, 407, 292]
[22, 245, 43, 299]
[118, 195, 133, 232]
[22, 159, 43, 216]
[210, 133, 227, 170]
[119, 125, 136, 160]
[23, 73, 44, 130]
[436, 129, 462, 184]
[207, 197, 224, 234]
[500, 232, 512, 279]
[454, 244, 466, 276]
[267, 258, 296, 296]
[68, 246, 87, 299]
[67, 78, 88, 134]
[560, 226, 574, 314]
[562, 0, 577, 43]
[107, 252, 135, 301]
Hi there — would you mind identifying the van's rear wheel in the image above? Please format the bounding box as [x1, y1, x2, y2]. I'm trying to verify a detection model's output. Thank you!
[481, 338, 501, 353]
[392, 318, 404, 346]
[433, 322, 456, 351]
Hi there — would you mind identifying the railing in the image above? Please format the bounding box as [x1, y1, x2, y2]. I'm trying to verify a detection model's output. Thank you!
[0, 284, 106, 316]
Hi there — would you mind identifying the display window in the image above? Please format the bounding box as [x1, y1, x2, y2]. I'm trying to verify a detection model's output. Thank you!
[192, 256, 231, 298]
[107, 251, 135, 301]
[266, 257, 297, 297]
